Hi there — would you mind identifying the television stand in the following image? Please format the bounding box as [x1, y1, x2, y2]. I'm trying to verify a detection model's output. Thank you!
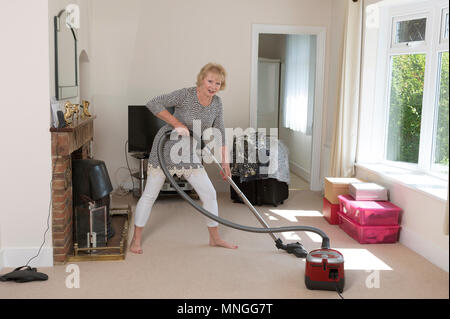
[130, 153, 197, 199]
[130, 153, 149, 197]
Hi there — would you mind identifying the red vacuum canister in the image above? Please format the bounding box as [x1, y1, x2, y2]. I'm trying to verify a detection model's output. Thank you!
[305, 249, 345, 293]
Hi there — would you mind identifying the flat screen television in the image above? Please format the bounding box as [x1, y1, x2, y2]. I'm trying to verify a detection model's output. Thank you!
[128, 105, 174, 154]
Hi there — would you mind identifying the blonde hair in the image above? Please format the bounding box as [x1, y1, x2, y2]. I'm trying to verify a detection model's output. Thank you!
[196, 63, 227, 91]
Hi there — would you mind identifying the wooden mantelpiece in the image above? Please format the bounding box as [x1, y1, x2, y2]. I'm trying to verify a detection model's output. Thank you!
[50, 115, 96, 264]
[50, 116, 96, 155]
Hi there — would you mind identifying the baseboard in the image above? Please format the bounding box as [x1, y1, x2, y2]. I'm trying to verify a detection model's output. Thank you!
[400, 226, 449, 272]
[289, 161, 310, 182]
[0, 247, 53, 269]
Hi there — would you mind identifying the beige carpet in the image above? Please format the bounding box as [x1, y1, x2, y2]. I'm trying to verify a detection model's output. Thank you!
[289, 172, 309, 190]
[0, 190, 448, 299]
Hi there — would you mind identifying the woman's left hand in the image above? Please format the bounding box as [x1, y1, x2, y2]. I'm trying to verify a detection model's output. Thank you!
[220, 163, 231, 180]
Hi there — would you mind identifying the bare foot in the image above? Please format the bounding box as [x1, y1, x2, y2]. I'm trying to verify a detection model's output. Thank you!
[130, 226, 144, 254]
[209, 237, 238, 249]
[129, 239, 143, 254]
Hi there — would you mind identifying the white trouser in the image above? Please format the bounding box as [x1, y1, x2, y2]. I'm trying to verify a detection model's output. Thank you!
[134, 168, 219, 228]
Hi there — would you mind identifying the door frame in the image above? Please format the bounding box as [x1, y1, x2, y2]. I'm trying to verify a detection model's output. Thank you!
[250, 24, 326, 191]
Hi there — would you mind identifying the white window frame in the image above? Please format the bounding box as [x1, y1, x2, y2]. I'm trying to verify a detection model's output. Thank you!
[440, 7, 449, 44]
[430, 5, 449, 176]
[391, 13, 429, 50]
[377, 0, 449, 179]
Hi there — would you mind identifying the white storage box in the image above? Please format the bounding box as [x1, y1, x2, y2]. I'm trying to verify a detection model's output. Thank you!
[349, 183, 388, 201]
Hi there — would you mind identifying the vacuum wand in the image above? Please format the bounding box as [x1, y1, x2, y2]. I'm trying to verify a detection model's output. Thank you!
[157, 130, 331, 250]
[201, 137, 277, 241]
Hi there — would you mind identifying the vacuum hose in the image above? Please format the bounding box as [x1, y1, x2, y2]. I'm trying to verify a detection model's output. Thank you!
[157, 129, 330, 249]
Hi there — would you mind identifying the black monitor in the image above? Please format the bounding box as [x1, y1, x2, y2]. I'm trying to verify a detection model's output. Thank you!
[128, 105, 174, 154]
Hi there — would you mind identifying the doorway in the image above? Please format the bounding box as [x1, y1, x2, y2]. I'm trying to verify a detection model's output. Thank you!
[250, 24, 326, 191]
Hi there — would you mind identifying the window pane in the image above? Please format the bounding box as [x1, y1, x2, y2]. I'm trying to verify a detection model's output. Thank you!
[433, 51, 449, 168]
[395, 18, 427, 43]
[386, 54, 426, 163]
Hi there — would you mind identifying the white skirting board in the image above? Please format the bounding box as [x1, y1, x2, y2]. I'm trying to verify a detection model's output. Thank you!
[289, 161, 310, 184]
[0, 247, 53, 271]
[400, 226, 449, 273]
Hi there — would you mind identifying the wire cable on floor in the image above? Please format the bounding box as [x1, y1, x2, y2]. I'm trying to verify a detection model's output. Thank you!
[336, 282, 344, 299]
[23, 137, 60, 268]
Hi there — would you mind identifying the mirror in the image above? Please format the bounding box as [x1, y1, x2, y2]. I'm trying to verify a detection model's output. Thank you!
[54, 10, 78, 100]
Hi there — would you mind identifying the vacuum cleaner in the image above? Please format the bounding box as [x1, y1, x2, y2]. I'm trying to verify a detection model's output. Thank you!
[156, 129, 345, 293]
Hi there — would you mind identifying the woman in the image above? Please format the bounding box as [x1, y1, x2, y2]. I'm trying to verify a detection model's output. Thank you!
[130, 63, 238, 254]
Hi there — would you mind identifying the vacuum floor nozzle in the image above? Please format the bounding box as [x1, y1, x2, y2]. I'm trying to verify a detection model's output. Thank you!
[275, 239, 308, 258]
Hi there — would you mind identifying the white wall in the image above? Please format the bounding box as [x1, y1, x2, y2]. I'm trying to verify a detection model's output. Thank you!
[89, 0, 341, 192]
[0, 0, 52, 268]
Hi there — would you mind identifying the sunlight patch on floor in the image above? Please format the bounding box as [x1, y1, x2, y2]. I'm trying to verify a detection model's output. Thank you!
[281, 231, 301, 241]
[264, 213, 279, 221]
[334, 248, 393, 270]
[269, 209, 323, 222]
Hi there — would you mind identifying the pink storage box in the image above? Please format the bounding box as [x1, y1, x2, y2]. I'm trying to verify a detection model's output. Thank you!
[338, 212, 401, 244]
[349, 182, 388, 201]
[323, 197, 340, 225]
[338, 194, 401, 226]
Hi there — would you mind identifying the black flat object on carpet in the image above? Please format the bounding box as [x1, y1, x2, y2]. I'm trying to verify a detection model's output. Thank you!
[0, 266, 48, 283]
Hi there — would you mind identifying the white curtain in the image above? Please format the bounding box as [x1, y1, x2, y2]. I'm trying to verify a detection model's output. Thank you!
[329, 0, 363, 177]
[282, 35, 315, 134]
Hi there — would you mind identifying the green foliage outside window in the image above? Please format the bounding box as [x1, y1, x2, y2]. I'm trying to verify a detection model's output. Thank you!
[435, 51, 449, 166]
[386, 52, 449, 167]
[387, 54, 426, 163]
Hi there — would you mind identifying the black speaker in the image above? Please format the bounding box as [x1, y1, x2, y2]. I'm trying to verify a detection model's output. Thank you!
[72, 160, 115, 247]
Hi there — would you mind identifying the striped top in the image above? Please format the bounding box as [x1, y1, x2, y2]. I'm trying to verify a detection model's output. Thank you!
[146, 87, 226, 177]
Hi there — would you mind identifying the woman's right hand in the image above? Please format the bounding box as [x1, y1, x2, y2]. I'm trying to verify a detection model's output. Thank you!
[174, 124, 190, 137]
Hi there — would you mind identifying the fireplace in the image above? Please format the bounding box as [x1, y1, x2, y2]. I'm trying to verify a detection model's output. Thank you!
[50, 116, 95, 264]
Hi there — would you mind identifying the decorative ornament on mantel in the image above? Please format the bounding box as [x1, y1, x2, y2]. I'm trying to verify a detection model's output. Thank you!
[63, 101, 81, 125]
[81, 100, 92, 118]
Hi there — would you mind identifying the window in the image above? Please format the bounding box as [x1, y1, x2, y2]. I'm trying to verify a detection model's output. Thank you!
[382, 1, 449, 178]
[432, 51, 449, 172]
[392, 16, 427, 46]
[386, 53, 425, 164]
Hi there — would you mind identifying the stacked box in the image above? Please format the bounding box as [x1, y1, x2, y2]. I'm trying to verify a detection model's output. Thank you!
[349, 182, 388, 201]
[322, 177, 364, 224]
[338, 194, 401, 225]
[324, 177, 365, 204]
[337, 193, 402, 244]
[337, 212, 401, 244]
[323, 197, 340, 225]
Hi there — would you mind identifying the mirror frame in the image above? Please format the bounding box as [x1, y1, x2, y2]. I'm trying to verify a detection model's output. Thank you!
[54, 10, 78, 100]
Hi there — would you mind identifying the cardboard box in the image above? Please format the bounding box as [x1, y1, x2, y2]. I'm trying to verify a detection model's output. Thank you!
[324, 177, 364, 204]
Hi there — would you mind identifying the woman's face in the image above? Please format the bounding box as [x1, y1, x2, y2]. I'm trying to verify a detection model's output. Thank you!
[199, 72, 222, 98]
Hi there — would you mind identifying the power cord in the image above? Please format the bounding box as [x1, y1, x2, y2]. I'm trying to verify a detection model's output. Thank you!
[336, 284, 344, 299]
[113, 167, 134, 196]
[23, 135, 59, 268]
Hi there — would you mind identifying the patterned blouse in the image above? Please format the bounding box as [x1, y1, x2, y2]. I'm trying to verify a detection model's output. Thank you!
[146, 87, 226, 177]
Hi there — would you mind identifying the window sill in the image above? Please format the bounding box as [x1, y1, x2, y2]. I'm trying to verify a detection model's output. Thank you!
[355, 162, 448, 202]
